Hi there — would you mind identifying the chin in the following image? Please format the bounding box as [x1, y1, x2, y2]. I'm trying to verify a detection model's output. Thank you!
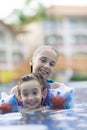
[29, 105, 38, 109]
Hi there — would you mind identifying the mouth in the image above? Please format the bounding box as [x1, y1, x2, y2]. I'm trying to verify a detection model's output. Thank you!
[26, 100, 37, 106]
[40, 68, 49, 77]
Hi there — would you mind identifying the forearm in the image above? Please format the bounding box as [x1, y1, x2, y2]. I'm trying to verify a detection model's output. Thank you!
[10, 85, 18, 95]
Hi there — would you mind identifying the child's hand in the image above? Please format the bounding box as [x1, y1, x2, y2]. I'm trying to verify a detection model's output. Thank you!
[21, 106, 50, 114]
[50, 82, 63, 89]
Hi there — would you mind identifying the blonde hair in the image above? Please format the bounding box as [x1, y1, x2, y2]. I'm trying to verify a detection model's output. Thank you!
[33, 45, 58, 59]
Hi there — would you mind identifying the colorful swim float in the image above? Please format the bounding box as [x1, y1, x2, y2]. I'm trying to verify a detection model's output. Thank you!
[0, 92, 19, 114]
[46, 80, 74, 109]
[0, 80, 74, 113]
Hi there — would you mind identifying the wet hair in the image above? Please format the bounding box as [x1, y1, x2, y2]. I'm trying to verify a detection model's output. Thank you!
[31, 45, 59, 72]
[18, 73, 47, 95]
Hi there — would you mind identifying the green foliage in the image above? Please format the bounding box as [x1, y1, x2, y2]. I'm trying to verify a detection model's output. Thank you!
[25, 0, 31, 5]
[70, 72, 87, 81]
[7, 1, 47, 27]
[34, 3, 47, 21]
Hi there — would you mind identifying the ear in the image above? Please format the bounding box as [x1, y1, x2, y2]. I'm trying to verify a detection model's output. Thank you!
[17, 91, 22, 103]
[29, 58, 32, 66]
[42, 88, 47, 99]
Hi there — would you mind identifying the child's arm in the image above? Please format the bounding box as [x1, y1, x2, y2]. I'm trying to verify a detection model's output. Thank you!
[10, 85, 18, 95]
[21, 106, 50, 114]
[10, 85, 21, 104]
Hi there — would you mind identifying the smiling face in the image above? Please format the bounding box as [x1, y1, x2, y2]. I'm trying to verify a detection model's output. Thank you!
[30, 48, 58, 80]
[19, 79, 44, 110]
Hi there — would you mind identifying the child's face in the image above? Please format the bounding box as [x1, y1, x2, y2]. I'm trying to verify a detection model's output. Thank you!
[20, 80, 43, 109]
[31, 49, 57, 80]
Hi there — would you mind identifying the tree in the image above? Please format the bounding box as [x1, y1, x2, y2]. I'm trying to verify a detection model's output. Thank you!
[5, 0, 47, 28]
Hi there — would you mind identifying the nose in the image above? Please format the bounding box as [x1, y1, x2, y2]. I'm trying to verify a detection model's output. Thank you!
[28, 94, 34, 100]
[44, 62, 50, 68]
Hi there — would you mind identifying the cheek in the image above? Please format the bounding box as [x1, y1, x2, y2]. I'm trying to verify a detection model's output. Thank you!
[33, 63, 41, 72]
[21, 95, 26, 101]
[33, 62, 39, 69]
[49, 67, 54, 73]
[51, 67, 55, 71]
[37, 93, 42, 99]
[34, 60, 42, 66]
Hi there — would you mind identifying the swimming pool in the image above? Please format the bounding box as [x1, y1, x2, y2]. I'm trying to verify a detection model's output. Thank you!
[0, 81, 87, 130]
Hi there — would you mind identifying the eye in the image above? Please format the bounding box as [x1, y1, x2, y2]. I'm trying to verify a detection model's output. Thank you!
[41, 59, 46, 63]
[33, 91, 38, 95]
[40, 57, 47, 63]
[32, 88, 40, 95]
[50, 62, 55, 67]
[23, 93, 28, 97]
[22, 91, 28, 97]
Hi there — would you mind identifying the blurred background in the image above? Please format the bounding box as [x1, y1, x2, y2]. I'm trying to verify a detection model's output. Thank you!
[0, 0, 87, 84]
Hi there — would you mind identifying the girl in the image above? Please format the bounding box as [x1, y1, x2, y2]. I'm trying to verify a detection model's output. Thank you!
[18, 73, 47, 110]
[10, 45, 74, 109]
[0, 73, 48, 114]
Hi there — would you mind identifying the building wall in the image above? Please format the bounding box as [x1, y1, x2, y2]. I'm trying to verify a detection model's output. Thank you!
[22, 16, 87, 73]
[0, 22, 25, 71]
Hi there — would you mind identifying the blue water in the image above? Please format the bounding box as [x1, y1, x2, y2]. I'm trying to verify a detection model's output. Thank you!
[0, 81, 87, 130]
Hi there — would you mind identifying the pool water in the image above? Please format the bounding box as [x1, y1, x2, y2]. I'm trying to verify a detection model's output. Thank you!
[0, 82, 87, 130]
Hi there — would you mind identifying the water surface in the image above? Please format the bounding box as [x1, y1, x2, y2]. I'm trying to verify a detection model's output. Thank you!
[0, 81, 87, 130]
